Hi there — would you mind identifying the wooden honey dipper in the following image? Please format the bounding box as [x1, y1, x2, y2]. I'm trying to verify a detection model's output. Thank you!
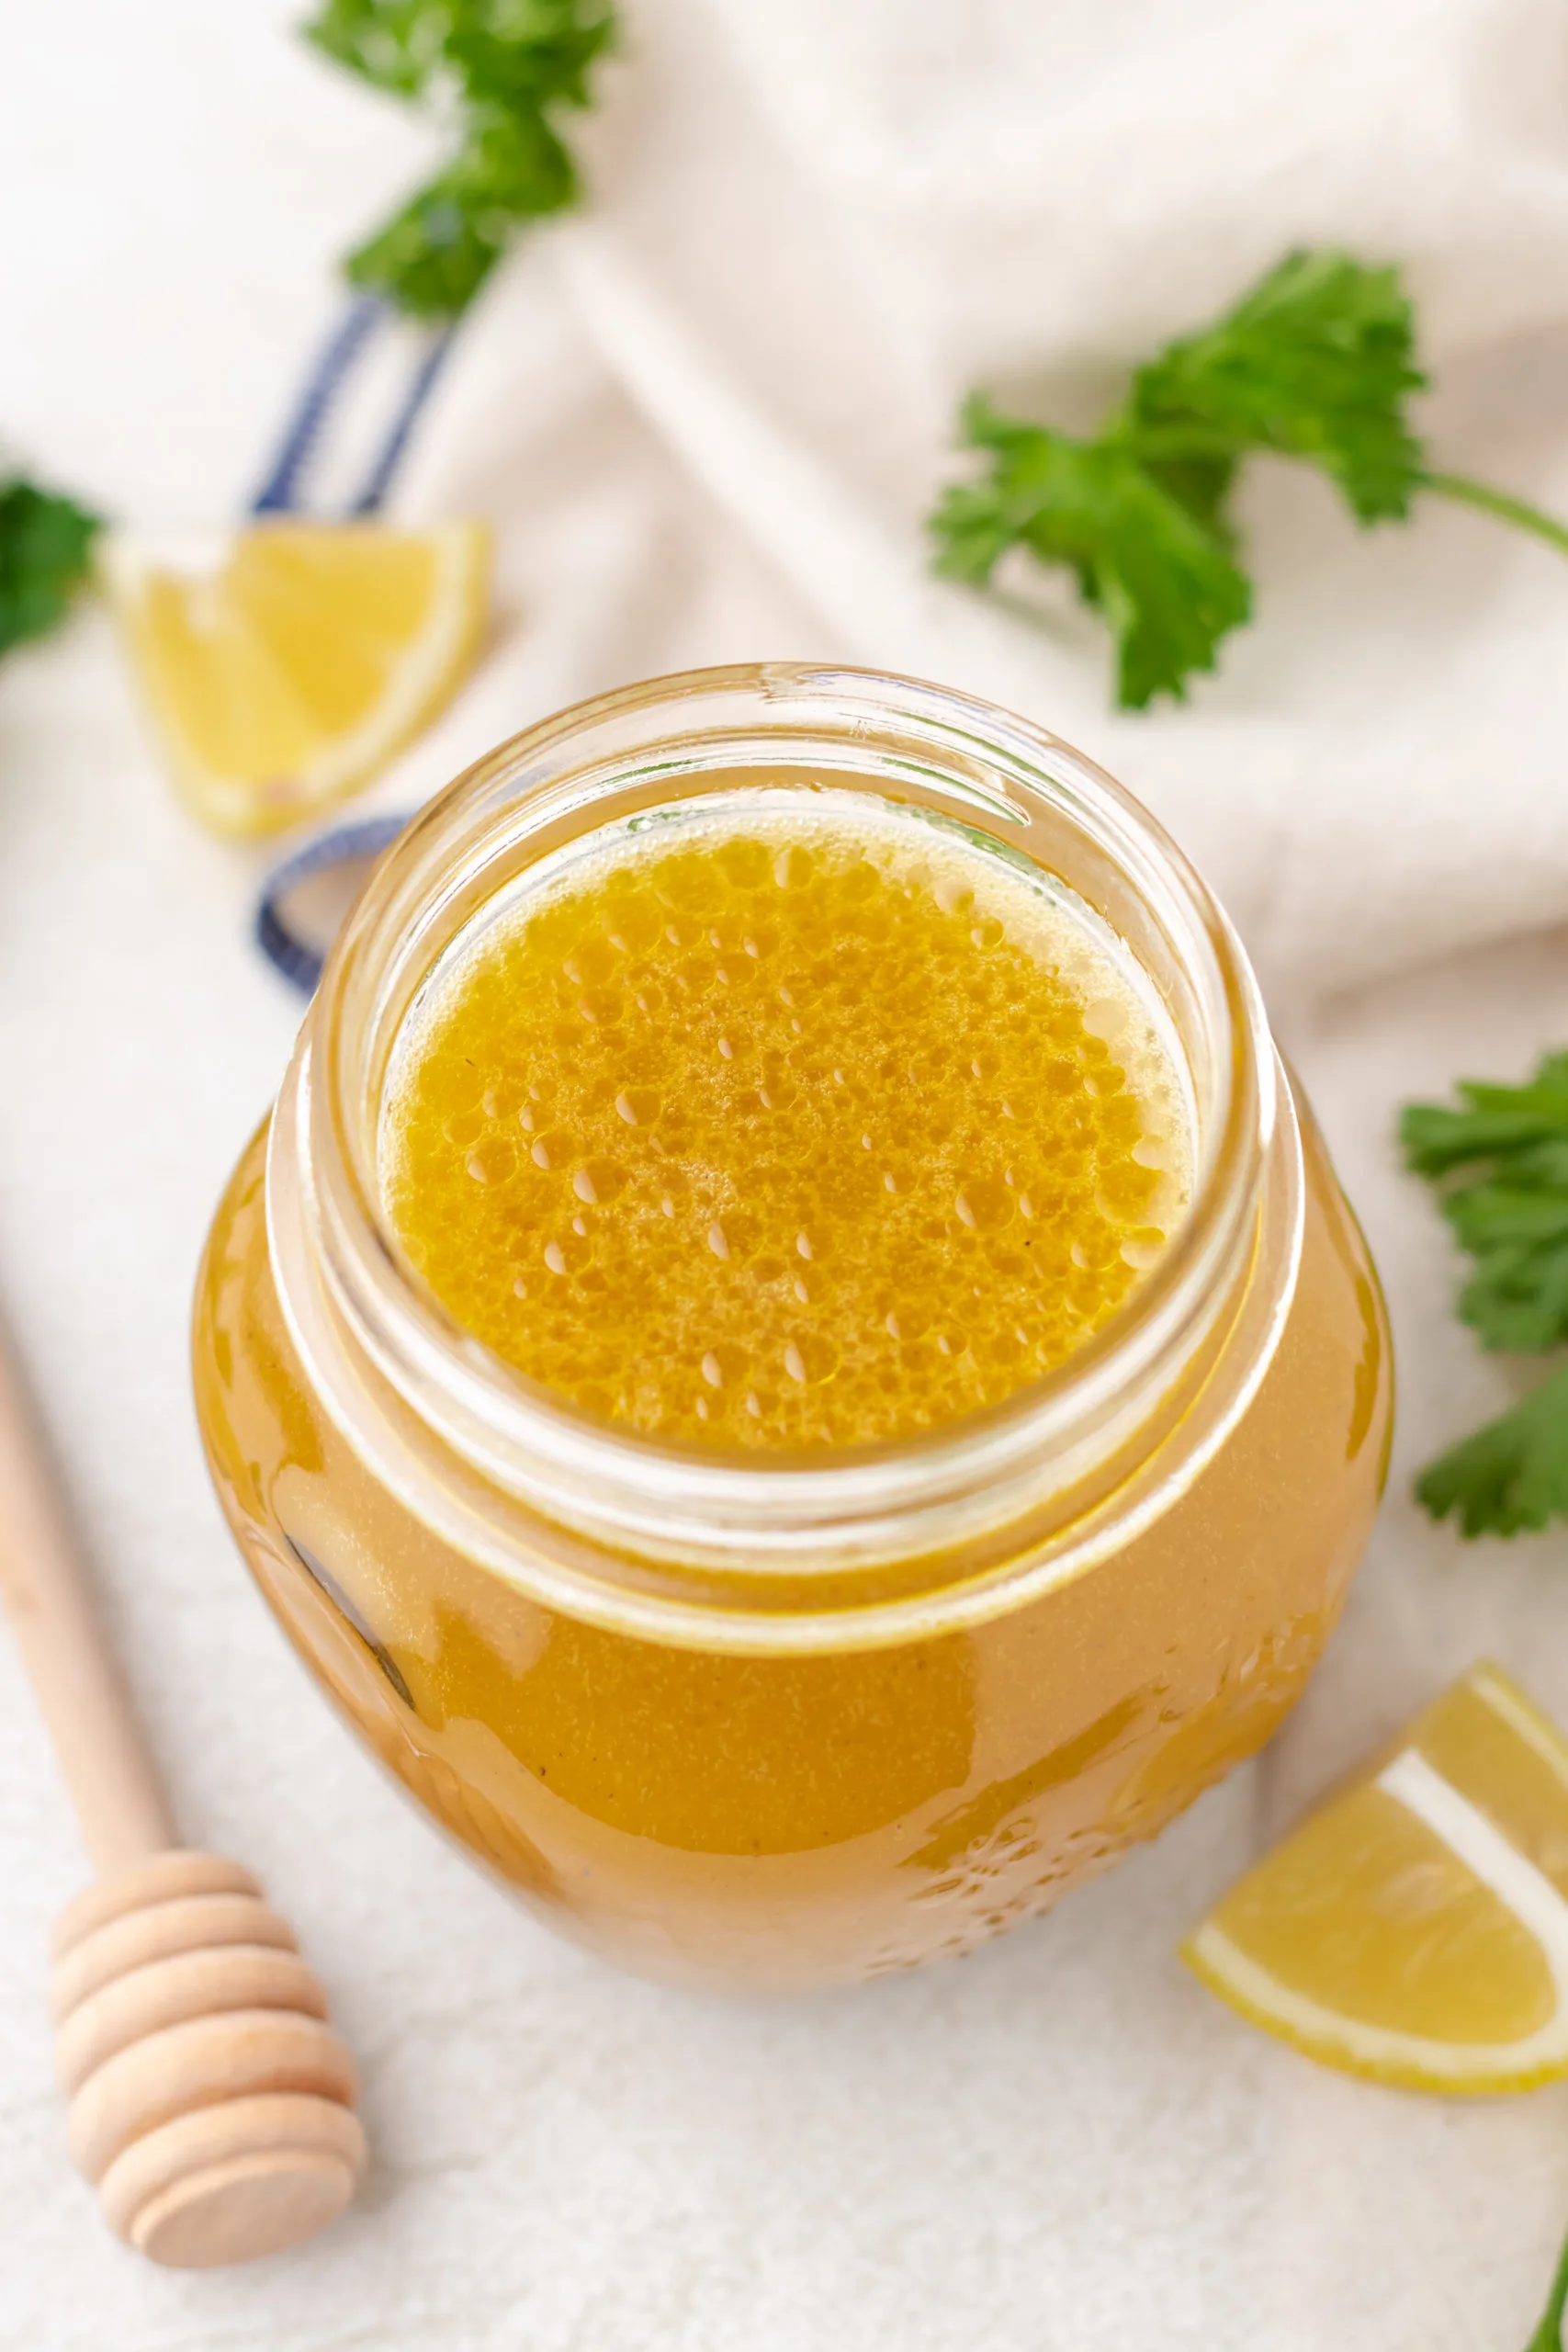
[0, 1325, 365, 2267]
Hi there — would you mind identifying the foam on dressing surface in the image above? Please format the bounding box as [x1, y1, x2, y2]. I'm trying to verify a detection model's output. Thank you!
[380, 800, 1190, 1450]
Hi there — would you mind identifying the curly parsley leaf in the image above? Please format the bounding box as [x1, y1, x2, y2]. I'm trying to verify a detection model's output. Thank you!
[304, 0, 442, 96]
[931, 398, 1250, 707]
[343, 106, 581, 317]
[1401, 1052, 1568, 1179]
[1402, 1052, 1568, 1536]
[0, 475, 101, 662]
[303, 0, 615, 319]
[1525, 2225, 1568, 2352]
[1416, 1365, 1568, 1540]
[1401, 1053, 1568, 1354]
[1129, 250, 1427, 525]
[931, 247, 1568, 708]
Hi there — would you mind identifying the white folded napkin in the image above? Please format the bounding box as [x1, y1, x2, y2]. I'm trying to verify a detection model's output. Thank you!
[388, 0, 1568, 1011]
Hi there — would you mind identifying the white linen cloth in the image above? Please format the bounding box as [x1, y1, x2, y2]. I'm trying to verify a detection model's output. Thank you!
[5, 1, 1568, 2344]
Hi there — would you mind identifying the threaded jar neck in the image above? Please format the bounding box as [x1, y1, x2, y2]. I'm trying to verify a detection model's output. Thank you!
[266, 664, 1294, 1651]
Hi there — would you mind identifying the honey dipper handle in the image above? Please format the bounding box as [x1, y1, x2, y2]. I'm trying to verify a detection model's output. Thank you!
[0, 1327, 175, 1871]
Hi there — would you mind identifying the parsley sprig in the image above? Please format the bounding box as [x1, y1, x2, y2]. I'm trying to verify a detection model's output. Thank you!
[304, 0, 616, 319]
[1402, 1052, 1568, 1536]
[1524, 2223, 1568, 2352]
[0, 475, 100, 662]
[931, 250, 1568, 709]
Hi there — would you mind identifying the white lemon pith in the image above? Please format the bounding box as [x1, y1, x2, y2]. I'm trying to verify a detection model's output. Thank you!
[1183, 1663, 1568, 2093]
[103, 519, 490, 838]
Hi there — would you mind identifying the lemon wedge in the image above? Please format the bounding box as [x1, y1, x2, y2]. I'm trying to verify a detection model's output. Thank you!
[1182, 1662, 1568, 2093]
[103, 518, 490, 839]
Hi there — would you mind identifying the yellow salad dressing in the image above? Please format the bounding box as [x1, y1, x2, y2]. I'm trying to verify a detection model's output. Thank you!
[380, 807, 1190, 1447]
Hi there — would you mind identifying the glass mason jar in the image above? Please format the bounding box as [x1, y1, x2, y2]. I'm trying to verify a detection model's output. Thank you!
[193, 664, 1391, 1994]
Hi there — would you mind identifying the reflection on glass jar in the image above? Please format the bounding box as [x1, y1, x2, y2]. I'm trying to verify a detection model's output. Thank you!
[192, 664, 1391, 1993]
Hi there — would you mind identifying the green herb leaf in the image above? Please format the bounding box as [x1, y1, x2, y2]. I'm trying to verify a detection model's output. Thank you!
[303, 0, 445, 97]
[1416, 1365, 1568, 1538]
[1129, 249, 1427, 525]
[1401, 1054, 1568, 1353]
[931, 246, 1568, 708]
[303, 0, 615, 318]
[345, 182, 510, 322]
[1403, 1051, 1568, 1536]
[1524, 2222, 1568, 2352]
[0, 476, 101, 661]
[930, 398, 1250, 708]
[344, 106, 580, 317]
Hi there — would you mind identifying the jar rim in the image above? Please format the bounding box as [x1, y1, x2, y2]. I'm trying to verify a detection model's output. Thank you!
[275, 663, 1287, 1632]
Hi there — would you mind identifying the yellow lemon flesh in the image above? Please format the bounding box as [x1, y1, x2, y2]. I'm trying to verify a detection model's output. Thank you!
[1183, 1662, 1568, 2093]
[104, 519, 490, 838]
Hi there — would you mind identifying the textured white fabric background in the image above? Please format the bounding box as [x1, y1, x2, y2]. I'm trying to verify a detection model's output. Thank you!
[5, 2, 1568, 2344]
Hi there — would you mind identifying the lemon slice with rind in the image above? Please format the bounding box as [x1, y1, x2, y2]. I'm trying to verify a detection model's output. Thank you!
[1182, 1662, 1568, 2093]
[103, 518, 490, 839]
